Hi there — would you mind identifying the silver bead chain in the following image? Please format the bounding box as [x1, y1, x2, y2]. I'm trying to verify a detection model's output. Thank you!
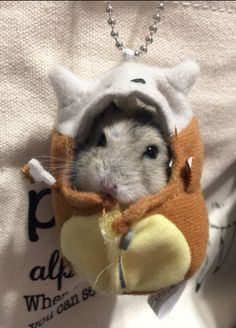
[106, 1, 164, 58]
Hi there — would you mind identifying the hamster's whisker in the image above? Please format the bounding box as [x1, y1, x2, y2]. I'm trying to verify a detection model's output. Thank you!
[60, 175, 79, 182]
[36, 157, 68, 163]
[49, 165, 73, 171]
[48, 169, 73, 175]
[54, 176, 76, 185]
[38, 162, 68, 167]
[48, 163, 73, 168]
[62, 174, 78, 180]
[37, 155, 68, 160]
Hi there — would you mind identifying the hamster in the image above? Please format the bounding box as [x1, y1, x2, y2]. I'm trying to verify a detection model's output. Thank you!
[70, 102, 171, 207]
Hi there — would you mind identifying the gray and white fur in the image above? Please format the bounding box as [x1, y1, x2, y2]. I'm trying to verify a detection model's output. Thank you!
[70, 102, 171, 207]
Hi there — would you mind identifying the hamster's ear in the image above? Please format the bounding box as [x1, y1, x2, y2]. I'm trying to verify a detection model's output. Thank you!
[48, 65, 87, 108]
[164, 60, 200, 94]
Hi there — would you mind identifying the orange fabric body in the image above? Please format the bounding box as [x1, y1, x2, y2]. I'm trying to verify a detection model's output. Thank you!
[50, 117, 208, 279]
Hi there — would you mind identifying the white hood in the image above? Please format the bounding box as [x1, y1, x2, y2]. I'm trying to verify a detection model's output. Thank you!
[48, 60, 200, 141]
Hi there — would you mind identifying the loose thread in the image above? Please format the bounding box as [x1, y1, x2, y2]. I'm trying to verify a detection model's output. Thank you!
[92, 263, 113, 290]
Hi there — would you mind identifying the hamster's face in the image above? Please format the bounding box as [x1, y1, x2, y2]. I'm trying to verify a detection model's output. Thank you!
[71, 108, 171, 206]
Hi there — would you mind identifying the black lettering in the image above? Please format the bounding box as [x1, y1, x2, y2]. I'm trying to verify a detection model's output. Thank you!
[28, 312, 53, 328]
[47, 250, 73, 290]
[88, 287, 96, 297]
[48, 249, 60, 279]
[71, 294, 80, 306]
[56, 294, 80, 315]
[61, 292, 69, 299]
[63, 300, 70, 311]
[30, 266, 47, 282]
[57, 303, 64, 314]
[52, 295, 61, 306]
[24, 293, 69, 312]
[82, 287, 96, 301]
[28, 323, 38, 328]
[29, 250, 74, 290]
[46, 311, 54, 321]
[82, 288, 89, 301]
[63, 269, 74, 279]
[28, 189, 55, 242]
[24, 294, 43, 312]
[39, 318, 45, 327]
[41, 294, 52, 310]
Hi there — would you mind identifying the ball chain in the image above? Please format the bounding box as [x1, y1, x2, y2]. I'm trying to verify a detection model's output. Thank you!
[106, 1, 164, 57]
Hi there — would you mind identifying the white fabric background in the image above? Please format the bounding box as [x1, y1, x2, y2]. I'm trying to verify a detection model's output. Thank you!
[0, 1, 235, 327]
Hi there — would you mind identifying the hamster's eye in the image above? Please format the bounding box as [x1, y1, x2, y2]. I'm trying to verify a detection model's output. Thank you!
[143, 145, 159, 159]
[96, 132, 107, 147]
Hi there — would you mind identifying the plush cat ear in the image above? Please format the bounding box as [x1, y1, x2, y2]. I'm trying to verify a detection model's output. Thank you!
[165, 60, 200, 94]
[48, 65, 87, 108]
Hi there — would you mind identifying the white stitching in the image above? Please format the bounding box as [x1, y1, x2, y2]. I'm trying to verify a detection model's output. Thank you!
[202, 4, 210, 10]
[181, 2, 192, 7]
[170, 1, 236, 14]
[192, 3, 202, 8]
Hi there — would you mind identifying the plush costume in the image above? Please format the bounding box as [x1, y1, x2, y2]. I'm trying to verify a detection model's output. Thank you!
[22, 60, 208, 295]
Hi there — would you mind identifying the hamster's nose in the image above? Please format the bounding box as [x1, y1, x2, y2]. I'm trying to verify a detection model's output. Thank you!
[100, 180, 117, 196]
